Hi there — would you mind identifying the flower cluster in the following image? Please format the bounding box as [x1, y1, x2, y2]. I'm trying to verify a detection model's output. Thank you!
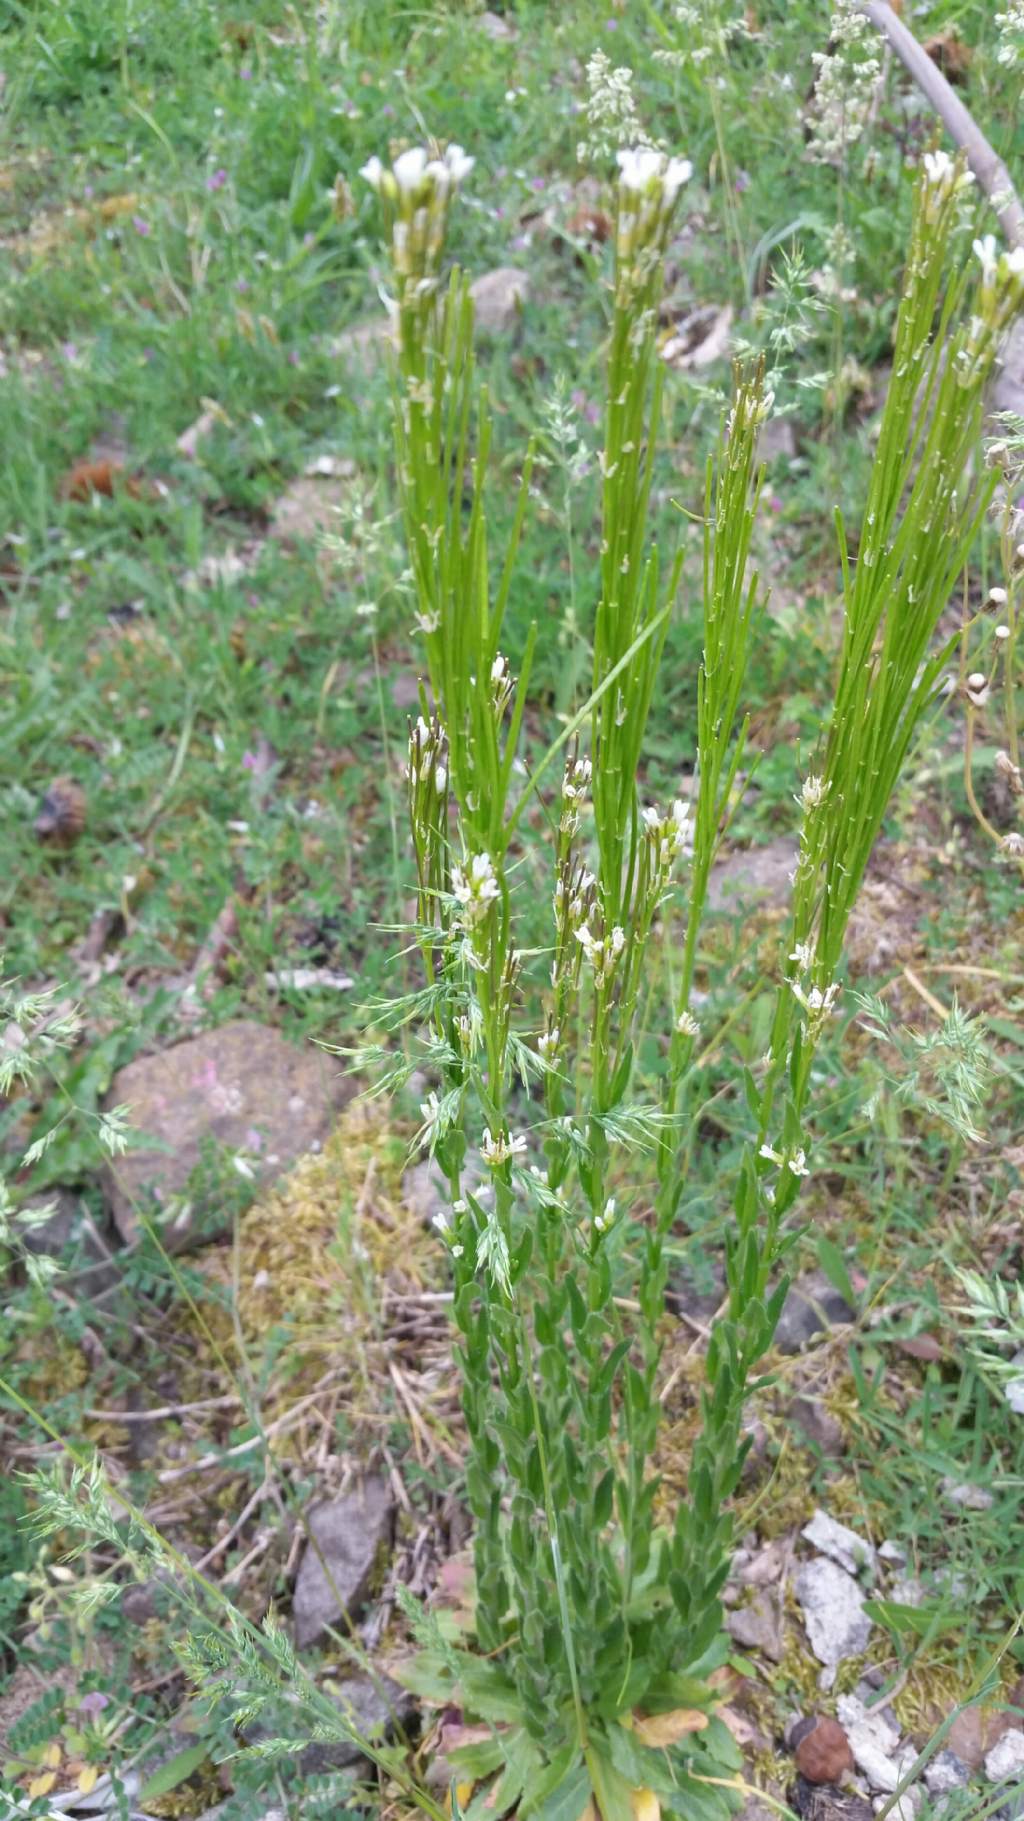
[615, 146, 693, 272]
[359, 143, 473, 306]
[576, 916, 627, 986]
[577, 49, 647, 165]
[490, 654, 515, 720]
[995, 2, 1024, 70]
[452, 852, 500, 929]
[641, 798, 691, 874]
[789, 976, 842, 1026]
[481, 1127, 528, 1170]
[408, 715, 448, 794]
[807, 0, 881, 163]
[561, 753, 593, 837]
[653, 1, 754, 73]
[920, 150, 975, 225]
[759, 1141, 810, 1179]
[955, 234, 1024, 387]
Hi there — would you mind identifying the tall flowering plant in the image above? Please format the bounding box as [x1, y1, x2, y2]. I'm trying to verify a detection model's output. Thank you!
[355, 139, 1022, 1818]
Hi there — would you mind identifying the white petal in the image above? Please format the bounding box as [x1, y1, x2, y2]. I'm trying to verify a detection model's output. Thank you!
[359, 155, 384, 191]
[393, 146, 429, 192]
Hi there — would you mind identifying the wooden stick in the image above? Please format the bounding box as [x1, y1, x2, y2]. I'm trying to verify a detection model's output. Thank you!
[859, 1, 1024, 249]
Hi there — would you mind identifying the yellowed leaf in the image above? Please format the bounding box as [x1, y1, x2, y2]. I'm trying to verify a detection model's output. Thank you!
[41, 1742, 63, 1769]
[446, 1782, 475, 1815]
[633, 1708, 710, 1748]
[630, 1787, 661, 1821]
[78, 1764, 101, 1794]
[27, 1772, 58, 1798]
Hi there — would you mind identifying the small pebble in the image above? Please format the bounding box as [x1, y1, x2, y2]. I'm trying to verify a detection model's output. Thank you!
[794, 1715, 855, 1784]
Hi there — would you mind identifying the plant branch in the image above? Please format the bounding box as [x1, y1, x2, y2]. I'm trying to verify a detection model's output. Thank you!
[858, 0, 1024, 250]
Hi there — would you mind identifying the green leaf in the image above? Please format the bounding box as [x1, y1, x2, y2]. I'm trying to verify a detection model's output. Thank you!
[863, 1599, 958, 1640]
[138, 1743, 209, 1805]
[449, 1737, 507, 1779]
[585, 1742, 635, 1821]
[527, 1757, 591, 1821]
[815, 1235, 855, 1309]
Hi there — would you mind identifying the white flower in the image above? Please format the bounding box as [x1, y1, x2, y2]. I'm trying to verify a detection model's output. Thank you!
[790, 978, 842, 1020]
[481, 1129, 528, 1169]
[759, 1142, 783, 1166]
[393, 147, 429, 193]
[801, 774, 828, 811]
[431, 1207, 450, 1235]
[444, 144, 475, 184]
[452, 852, 500, 926]
[662, 156, 694, 203]
[922, 149, 955, 190]
[974, 234, 999, 286]
[989, 586, 1009, 605]
[359, 155, 385, 191]
[789, 941, 814, 972]
[1003, 246, 1024, 280]
[617, 145, 666, 191]
[1001, 831, 1024, 856]
[676, 1009, 700, 1039]
[787, 1148, 810, 1178]
[616, 145, 692, 201]
[595, 1196, 617, 1234]
[452, 1198, 467, 1214]
[537, 1028, 560, 1059]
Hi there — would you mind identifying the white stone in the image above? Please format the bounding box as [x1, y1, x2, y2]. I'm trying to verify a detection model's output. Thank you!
[984, 1728, 1024, 1783]
[794, 1559, 873, 1680]
[924, 1751, 970, 1796]
[803, 1508, 877, 1576]
[836, 1694, 913, 1793]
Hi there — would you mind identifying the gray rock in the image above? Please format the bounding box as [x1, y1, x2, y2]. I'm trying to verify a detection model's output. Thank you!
[775, 1271, 855, 1354]
[941, 1476, 995, 1512]
[924, 1751, 970, 1796]
[759, 415, 799, 463]
[103, 1020, 351, 1247]
[878, 1540, 907, 1567]
[986, 1729, 1024, 1784]
[249, 1673, 415, 1774]
[17, 1189, 120, 1297]
[802, 1511, 876, 1578]
[468, 265, 529, 336]
[794, 1559, 873, 1679]
[726, 1588, 783, 1661]
[790, 1396, 846, 1456]
[269, 474, 353, 545]
[292, 1478, 394, 1650]
[707, 837, 797, 912]
[480, 9, 516, 39]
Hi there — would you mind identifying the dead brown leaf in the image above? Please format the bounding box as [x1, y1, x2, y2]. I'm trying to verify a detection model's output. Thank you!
[633, 1708, 710, 1747]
